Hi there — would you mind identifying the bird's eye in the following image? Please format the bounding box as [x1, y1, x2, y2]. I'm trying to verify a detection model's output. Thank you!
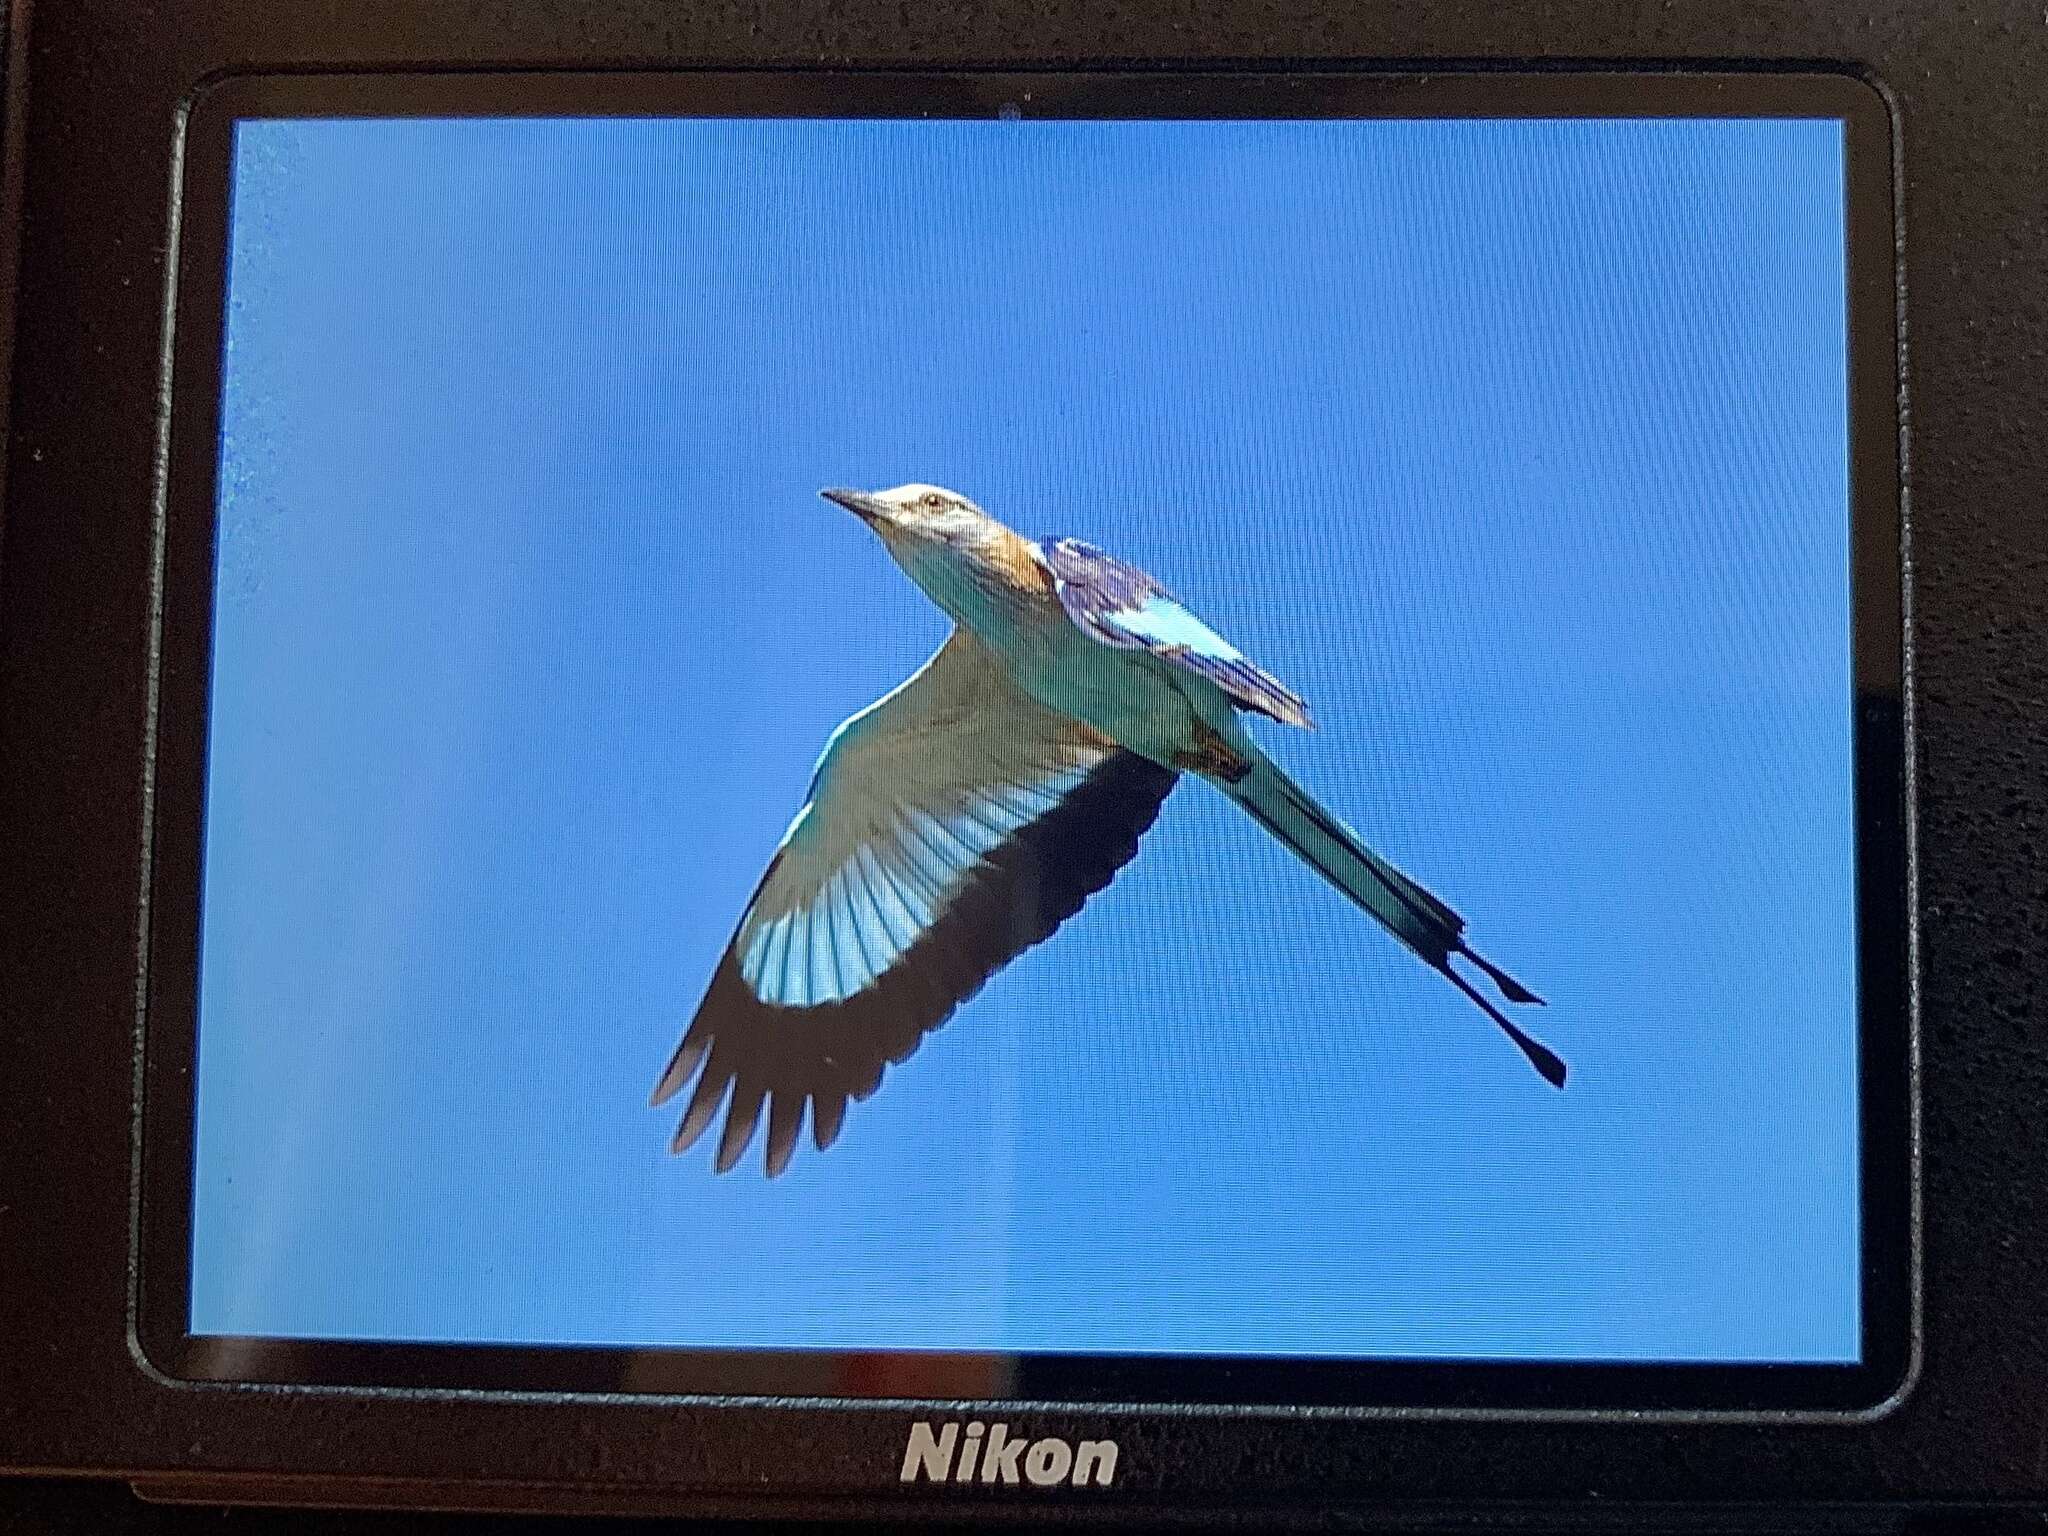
[921, 493, 945, 510]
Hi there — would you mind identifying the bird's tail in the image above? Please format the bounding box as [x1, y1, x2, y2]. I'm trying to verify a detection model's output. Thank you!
[1222, 752, 1566, 1087]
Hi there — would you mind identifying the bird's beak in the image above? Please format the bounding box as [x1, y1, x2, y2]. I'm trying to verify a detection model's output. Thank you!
[821, 487, 892, 525]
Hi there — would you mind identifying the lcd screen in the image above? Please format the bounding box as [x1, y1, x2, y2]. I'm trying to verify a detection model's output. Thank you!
[141, 71, 1909, 1412]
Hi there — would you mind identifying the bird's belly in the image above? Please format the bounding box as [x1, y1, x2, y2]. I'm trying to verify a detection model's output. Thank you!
[1013, 625, 1201, 766]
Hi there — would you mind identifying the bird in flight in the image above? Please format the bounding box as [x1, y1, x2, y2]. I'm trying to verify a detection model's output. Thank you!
[653, 483, 1563, 1175]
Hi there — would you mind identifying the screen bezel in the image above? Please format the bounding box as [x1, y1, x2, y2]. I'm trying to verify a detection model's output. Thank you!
[134, 66, 1912, 1418]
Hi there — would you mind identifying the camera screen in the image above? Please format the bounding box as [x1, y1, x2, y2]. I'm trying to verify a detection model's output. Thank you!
[161, 82, 1903, 1405]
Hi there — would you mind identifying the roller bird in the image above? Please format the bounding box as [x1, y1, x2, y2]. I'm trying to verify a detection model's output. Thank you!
[653, 483, 1563, 1175]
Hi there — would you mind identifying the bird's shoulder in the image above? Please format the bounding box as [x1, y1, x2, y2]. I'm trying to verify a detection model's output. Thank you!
[1032, 535, 1172, 606]
[1033, 534, 1223, 657]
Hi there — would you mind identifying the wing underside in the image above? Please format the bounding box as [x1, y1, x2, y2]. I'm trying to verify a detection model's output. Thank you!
[652, 628, 1180, 1174]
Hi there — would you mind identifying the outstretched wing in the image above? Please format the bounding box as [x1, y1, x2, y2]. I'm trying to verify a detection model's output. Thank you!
[653, 628, 1180, 1175]
[1036, 536, 1312, 728]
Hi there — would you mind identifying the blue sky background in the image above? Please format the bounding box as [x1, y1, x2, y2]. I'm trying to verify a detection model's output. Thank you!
[191, 114, 1858, 1364]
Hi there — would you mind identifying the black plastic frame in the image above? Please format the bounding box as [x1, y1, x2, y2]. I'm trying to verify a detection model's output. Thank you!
[133, 66, 1911, 1420]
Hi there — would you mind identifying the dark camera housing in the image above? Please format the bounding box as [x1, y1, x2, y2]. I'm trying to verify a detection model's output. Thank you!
[3, 0, 2045, 1526]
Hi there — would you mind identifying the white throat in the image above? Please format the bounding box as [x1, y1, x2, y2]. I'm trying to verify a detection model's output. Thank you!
[891, 536, 1030, 639]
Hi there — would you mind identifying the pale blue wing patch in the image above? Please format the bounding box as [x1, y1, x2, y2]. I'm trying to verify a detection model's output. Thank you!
[854, 845, 926, 948]
[780, 907, 812, 1009]
[1104, 591, 1248, 663]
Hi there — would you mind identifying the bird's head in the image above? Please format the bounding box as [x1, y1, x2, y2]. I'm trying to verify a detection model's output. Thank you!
[820, 484, 1021, 606]
[821, 483, 999, 547]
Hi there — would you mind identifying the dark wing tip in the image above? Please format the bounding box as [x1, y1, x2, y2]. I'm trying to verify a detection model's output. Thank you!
[811, 1091, 848, 1151]
[1251, 678, 1312, 730]
[649, 1030, 708, 1107]
[713, 1081, 767, 1173]
[669, 1062, 731, 1153]
[1196, 655, 1312, 729]
[764, 1090, 805, 1177]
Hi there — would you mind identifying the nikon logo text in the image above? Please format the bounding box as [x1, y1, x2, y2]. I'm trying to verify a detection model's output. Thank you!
[900, 1421, 1119, 1488]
